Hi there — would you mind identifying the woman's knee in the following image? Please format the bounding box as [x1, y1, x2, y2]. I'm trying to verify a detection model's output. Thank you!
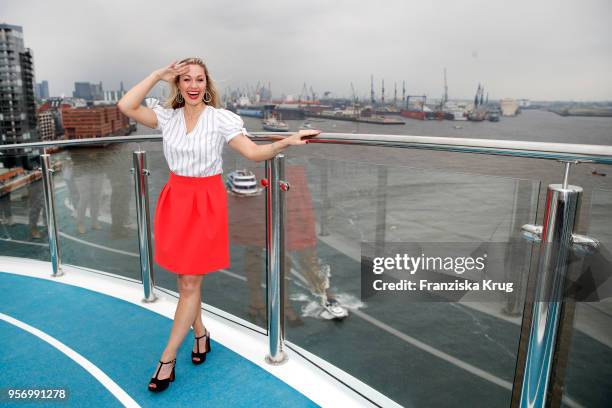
[177, 275, 202, 295]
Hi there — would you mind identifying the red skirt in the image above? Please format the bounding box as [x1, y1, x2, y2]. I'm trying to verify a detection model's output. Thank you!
[153, 171, 230, 275]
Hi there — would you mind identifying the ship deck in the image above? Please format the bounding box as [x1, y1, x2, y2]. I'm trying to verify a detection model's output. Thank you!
[0, 258, 372, 407]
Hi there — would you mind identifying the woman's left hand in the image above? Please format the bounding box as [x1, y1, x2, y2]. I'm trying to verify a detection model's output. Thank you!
[284, 129, 321, 146]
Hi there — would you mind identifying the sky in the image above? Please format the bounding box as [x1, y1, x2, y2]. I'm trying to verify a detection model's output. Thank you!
[1, 0, 611, 101]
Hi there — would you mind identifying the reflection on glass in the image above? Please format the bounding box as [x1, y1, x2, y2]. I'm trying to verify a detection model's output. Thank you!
[283, 153, 540, 407]
[0, 148, 49, 262]
[56, 145, 141, 280]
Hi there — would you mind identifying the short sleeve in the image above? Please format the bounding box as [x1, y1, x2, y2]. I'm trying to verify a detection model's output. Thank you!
[145, 98, 173, 131]
[217, 109, 248, 143]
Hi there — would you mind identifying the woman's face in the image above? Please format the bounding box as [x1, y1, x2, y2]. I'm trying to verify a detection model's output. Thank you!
[178, 64, 207, 105]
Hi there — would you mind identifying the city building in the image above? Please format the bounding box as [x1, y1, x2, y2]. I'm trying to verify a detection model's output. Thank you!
[36, 110, 56, 141]
[73, 81, 104, 101]
[103, 81, 126, 103]
[103, 90, 125, 103]
[35, 80, 49, 100]
[0, 23, 39, 169]
[37, 97, 68, 140]
[62, 105, 130, 139]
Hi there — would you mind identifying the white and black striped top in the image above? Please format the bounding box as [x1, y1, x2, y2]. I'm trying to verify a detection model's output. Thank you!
[146, 98, 247, 177]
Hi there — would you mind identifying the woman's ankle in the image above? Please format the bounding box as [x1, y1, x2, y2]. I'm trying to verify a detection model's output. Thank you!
[160, 350, 176, 362]
[193, 326, 207, 337]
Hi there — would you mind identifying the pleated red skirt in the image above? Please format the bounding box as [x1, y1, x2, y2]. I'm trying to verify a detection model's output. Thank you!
[153, 171, 229, 275]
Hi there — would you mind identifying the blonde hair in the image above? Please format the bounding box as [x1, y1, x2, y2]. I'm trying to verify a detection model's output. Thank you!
[165, 57, 219, 109]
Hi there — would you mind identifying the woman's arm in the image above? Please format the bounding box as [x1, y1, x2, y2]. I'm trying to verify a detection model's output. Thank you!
[117, 61, 189, 128]
[228, 129, 321, 162]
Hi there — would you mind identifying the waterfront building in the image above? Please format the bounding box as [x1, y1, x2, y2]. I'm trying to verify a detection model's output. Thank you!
[62, 105, 130, 139]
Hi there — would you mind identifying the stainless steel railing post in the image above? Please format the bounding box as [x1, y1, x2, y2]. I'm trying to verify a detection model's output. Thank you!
[518, 161, 598, 407]
[264, 154, 289, 365]
[131, 150, 157, 302]
[40, 153, 63, 277]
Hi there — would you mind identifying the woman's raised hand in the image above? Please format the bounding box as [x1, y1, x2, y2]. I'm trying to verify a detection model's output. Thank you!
[284, 129, 321, 146]
[154, 61, 190, 83]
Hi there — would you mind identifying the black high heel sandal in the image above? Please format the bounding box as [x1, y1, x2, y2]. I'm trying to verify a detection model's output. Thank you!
[192, 329, 211, 365]
[148, 358, 176, 392]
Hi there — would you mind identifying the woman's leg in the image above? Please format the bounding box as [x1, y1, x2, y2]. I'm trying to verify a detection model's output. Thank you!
[149, 274, 203, 386]
[191, 289, 208, 362]
[191, 289, 206, 337]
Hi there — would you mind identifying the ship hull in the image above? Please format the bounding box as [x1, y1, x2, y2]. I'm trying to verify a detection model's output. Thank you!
[400, 111, 427, 120]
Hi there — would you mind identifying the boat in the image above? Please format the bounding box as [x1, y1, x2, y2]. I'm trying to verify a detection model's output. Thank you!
[500, 98, 519, 116]
[274, 104, 306, 120]
[374, 106, 401, 115]
[262, 114, 290, 132]
[400, 95, 428, 120]
[488, 113, 500, 122]
[236, 108, 263, 118]
[225, 169, 262, 196]
[400, 110, 426, 120]
[356, 116, 405, 125]
[443, 101, 469, 121]
[468, 108, 487, 121]
[487, 111, 500, 122]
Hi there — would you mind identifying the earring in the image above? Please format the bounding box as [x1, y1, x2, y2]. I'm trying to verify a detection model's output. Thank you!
[203, 90, 211, 103]
[177, 93, 184, 104]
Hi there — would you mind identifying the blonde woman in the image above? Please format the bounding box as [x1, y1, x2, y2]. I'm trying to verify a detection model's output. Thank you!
[118, 57, 319, 392]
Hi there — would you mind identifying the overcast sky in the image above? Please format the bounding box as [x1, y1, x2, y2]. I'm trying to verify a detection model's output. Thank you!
[1, 0, 611, 101]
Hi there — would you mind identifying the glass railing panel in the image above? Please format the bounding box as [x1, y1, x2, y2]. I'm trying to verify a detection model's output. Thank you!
[561, 171, 612, 408]
[55, 144, 142, 280]
[147, 140, 268, 331]
[0, 148, 50, 262]
[282, 148, 541, 407]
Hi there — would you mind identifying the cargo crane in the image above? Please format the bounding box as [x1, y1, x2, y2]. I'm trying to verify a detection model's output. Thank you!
[309, 86, 317, 103]
[299, 82, 309, 103]
[370, 74, 375, 105]
[350, 82, 359, 116]
[443, 68, 448, 105]
[350, 83, 357, 103]
[394, 82, 397, 106]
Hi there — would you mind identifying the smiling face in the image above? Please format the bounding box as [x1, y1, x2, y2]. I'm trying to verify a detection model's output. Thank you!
[177, 64, 207, 106]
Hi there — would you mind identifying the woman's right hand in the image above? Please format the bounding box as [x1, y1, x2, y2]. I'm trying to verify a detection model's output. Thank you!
[154, 61, 190, 83]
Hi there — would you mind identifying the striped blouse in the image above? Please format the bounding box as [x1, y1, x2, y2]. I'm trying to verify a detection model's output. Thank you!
[146, 98, 248, 177]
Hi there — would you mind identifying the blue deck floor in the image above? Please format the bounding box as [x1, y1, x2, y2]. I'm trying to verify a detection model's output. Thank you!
[0, 272, 318, 407]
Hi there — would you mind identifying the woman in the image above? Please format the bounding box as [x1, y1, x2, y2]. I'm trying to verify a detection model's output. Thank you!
[117, 57, 320, 392]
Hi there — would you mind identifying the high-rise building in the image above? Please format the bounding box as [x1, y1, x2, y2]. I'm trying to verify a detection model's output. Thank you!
[73, 81, 104, 101]
[0, 23, 38, 169]
[35, 80, 49, 100]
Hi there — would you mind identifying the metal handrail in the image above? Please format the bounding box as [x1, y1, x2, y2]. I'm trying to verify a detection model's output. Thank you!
[1, 132, 611, 164]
